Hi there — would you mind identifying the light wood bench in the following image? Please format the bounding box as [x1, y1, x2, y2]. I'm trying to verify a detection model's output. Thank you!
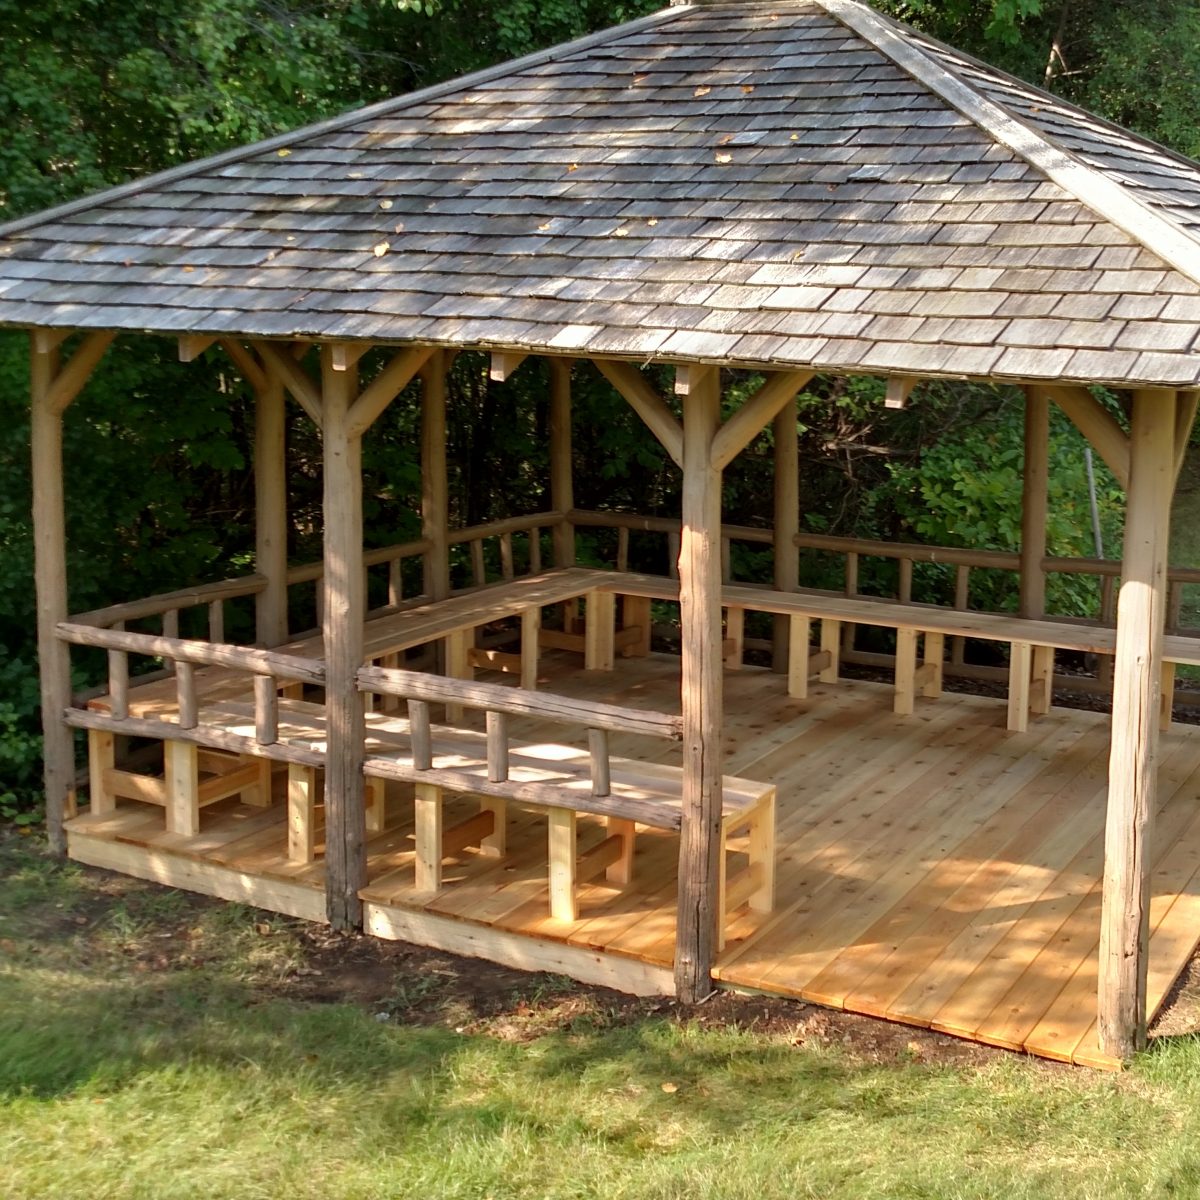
[263, 680, 775, 945]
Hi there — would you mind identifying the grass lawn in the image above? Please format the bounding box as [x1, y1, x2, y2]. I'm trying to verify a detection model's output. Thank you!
[3, 832, 1200, 1199]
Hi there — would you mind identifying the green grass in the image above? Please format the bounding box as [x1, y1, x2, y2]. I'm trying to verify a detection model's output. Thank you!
[4, 834, 1200, 1199]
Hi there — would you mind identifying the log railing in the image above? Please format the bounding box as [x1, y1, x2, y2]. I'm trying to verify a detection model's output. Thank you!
[447, 511, 562, 589]
[57, 621, 326, 761]
[356, 664, 682, 802]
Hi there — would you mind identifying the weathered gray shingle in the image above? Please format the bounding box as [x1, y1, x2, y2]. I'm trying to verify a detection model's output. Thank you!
[1, 0, 1200, 386]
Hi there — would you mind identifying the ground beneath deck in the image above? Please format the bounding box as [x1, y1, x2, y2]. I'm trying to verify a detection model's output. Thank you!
[66, 654, 1200, 1069]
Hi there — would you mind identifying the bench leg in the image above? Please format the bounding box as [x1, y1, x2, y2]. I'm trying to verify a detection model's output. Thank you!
[894, 627, 918, 716]
[1162, 662, 1177, 732]
[547, 806, 578, 921]
[1007, 640, 1032, 733]
[563, 597, 581, 636]
[621, 594, 652, 657]
[165, 740, 199, 837]
[414, 782, 443, 893]
[88, 729, 116, 817]
[520, 606, 540, 691]
[479, 797, 507, 858]
[365, 776, 386, 835]
[244, 758, 274, 807]
[723, 607, 745, 670]
[819, 619, 841, 683]
[444, 630, 473, 722]
[584, 589, 616, 671]
[287, 763, 318, 863]
[921, 632, 945, 699]
[1031, 645, 1054, 716]
[605, 816, 635, 886]
[748, 797, 776, 915]
[787, 614, 811, 699]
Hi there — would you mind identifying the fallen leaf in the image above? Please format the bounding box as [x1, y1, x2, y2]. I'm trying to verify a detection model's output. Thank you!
[790, 133, 800, 141]
[742, 84, 755, 94]
[718, 134, 734, 145]
[277, 148, 292, 158]
[182, 265, 195, 273]
[613, 227, 630, 237]
[538, 222, 552, 231]
[379, 199, 393, 210]
[694, 85, 711, 97]
[255, 922, 272, 935]
[661, 1082, 679, 1093]
[373, 241, 391, 257]
[715, 152, 733, 164]
[566, 163, 579, 173]
[347, 172, 364, 179]
[647, 218, 659, 226]
[633, 73, 649, 85]
[286, 235, 296, 242]
[393, 222, 405, 234]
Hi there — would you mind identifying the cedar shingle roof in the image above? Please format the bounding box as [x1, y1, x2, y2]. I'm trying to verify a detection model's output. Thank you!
[2, 0, 1200, 387]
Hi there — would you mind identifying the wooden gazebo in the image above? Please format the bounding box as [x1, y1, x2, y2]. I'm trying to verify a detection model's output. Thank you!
[5, 0, 1200, 1067]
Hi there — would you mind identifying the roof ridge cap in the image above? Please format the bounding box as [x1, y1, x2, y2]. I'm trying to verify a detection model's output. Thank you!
[0, 5, 687, 241]
[816, 0, 1200, 291]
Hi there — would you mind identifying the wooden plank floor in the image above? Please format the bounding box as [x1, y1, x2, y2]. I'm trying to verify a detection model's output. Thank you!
[65, 654, 1200, 1069]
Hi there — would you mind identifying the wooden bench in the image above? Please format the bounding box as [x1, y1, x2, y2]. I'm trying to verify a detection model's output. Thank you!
[265, 673, 775, 945]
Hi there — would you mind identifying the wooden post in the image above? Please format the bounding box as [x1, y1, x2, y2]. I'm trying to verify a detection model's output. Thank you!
[549, 358, 575, 567]
[421, 353, 450, 602]
[30, 330, 114, 853]
[320, 346, 366, 929]
[772, 396, 799, 672]
[255, 368, 289, 646]
[675, 363, 724, 1003]
[1021, 388, 1049, 620]
[1098, 389, 1178, 1060]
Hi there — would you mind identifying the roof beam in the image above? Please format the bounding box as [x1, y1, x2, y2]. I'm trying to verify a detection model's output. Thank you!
[32, 329, 72, 356]
[178, 335, 217, 363]
[820, 0, 1200, 291]
[885, 375, 917, 410]
[347, 345, 434, 438]
[218, 339, 267, 395]
[489, 352, 527, 382]
[46, 331, 116, 415]
[1176, 391, 1198, 484]
[711, 370, 814, 470]
[1038, 383, 1130, 489]
[595, 359, 683, 468]
[330, 343, 371, 372]
[253, 340, 321, 426]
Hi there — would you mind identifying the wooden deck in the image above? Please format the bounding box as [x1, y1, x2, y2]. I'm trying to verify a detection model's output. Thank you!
[65, 655, 1200, 1069]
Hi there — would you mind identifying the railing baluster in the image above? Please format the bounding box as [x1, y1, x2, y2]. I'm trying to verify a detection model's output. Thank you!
[721, 536, 732, 584]
[899, 556, 913, 604]
[208, 598, 224, 643]
[667, 531, 680, 580]
[588, 728, 611, 797]
[254, 674, 278, 745]
[529, 529, 542, 574]
[162, 608, 179, 675]
[315, 577, 325, 626]
[500, 533, 514, 581]
[952, 564, 970, 667]
[409, 699, 432, 769]
[471, 539, 486, 587]
[843, 552, 859, 657]
[176, 661, 198, 730]
[108, 648, 129, 721]
[486, 710, 509, 782]
[617, 526, 630, 572]
[388, 557, 403, 608]
[1099, 575, 1116, 688]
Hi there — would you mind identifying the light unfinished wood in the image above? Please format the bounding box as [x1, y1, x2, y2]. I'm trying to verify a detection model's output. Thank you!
[1021, 387, 1049, 620]
[1099, 388, 1178, 1059]
[489, 351, 527, 382]
[255, 366, 289, 646]
[548, 806, 578, 921]
[549, 359, 575, 568]
[178, 335, 216, 363]
[585, 590, 616, 670]
[421, 352, 451, 601]
[884, 375, 916, 409]
[165, 740, 200, 837]
[1008, 641, 1033, 734]
[253, 341, 321, 425]
[595, 359, 683, 468]
[773, 396, 800, 673]
[347, 345, 433, 438]
[288, 763, 318, 863]
[414, 782, 443, 893]
[1041, 384, 1131, 489]
[894, 627, 918, 716]
[88, 729, 116, 816]
[710, 370, 813, 470]
[675, 363, 724, 1002]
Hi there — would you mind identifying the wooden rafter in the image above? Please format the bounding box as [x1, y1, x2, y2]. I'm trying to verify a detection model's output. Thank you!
[217, 339, 267, 394]
[489, 351, 527, 382]
[710, 370, 814, 470]
[178, 335, 217, 363]
[885, 375, 916, 410]
[45, 332, 116, 414]
[330, 343, 371, 372]
[1175, 391, 1198, 484]
[1040, 384, 1131, 490]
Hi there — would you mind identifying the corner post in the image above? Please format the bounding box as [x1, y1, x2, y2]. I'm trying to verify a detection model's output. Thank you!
[772, 395, 799, 672]
[255, 367, 289, 645]
[549, 358, 575, 567]
[1020, 387, 1049, 619]
[321, 346, 366, 928]
[1098, 388, 1177, 1059]
[30, 336, 72, 853]
[421, 352, 450, 601]
[675, 363, 724, 1002]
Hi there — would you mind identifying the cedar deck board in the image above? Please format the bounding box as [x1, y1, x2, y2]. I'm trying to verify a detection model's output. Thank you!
[65, 656, 1200, 1070]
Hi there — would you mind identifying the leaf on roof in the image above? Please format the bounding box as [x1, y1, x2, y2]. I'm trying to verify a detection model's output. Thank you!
[694, 85, 711, 97]
[373, 241, 390, 257]
[566, 163, 579, 173]
[741, 85, 755, 94]
[277, 149, 292, 158]
[715, 152, 733, 164]
[379, 199, 394, 210]
[613, 227, 630, 237]
[647, 218, 659, 227]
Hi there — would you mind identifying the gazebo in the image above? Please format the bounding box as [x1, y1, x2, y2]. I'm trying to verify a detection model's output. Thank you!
[4, 0, 1200, 1067]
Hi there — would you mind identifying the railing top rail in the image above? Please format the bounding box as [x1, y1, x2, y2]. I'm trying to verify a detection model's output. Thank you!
[357, 665, 682, 740]
[447, 510, 565, 545]
[68, 574, 268, 628]
[57, 621, 326, 685]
